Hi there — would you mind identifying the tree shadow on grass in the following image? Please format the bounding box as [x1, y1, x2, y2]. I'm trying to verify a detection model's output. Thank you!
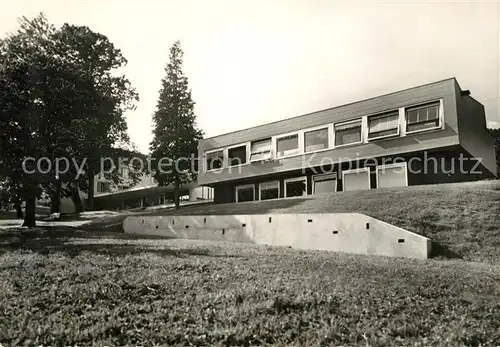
[0, 227, 242, 259]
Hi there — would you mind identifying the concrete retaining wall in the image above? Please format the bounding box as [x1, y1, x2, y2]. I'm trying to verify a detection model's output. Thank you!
[123, 213, 431, 259]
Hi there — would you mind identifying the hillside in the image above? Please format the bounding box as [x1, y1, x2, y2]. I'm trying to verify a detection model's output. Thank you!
[146, 180, 500, 264]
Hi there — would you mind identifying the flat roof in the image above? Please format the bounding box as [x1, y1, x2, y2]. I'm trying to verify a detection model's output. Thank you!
[202, 77, 458, 141]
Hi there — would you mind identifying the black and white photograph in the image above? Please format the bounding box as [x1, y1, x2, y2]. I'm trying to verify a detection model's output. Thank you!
[0, 0, 499, 346]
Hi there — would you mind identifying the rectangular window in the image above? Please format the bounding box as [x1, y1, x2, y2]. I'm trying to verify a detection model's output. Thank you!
[97, 182, 111, 193]
[312, 173, 337, 194]
[342, 168, 370, 191]
[236, 184, 255, 202]
[228, 145, 247, 166]
[406, 101, 441, 133]
[376, 162, 408, 188]
[205, 150, 224, 170]
[119, 166, 129, 178]
[259, 181, 280, 200]
[305, 127, 329, 152]
[250, 138, 272, 161]
[276, 134, 299, 157]
[368, 111, 399, 140]
[284, 177, 307, 198]
[334, 120, 362, 146]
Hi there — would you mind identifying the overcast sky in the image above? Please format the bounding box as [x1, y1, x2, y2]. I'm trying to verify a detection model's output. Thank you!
[2, 0, 499, 153]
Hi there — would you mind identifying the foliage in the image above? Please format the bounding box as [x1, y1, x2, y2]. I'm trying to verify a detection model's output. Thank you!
[149, 41, 203, 208]
[51, 22, 138, 211]
[0, 233, 499, 346]
[0, 13, 138, 221]
[0, 14, 68, 225]
[0, 179, 11, 210]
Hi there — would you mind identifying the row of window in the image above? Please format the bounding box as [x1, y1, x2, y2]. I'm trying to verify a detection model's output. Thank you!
[205, 100, 442, 171]
[235, 162, 408, 202]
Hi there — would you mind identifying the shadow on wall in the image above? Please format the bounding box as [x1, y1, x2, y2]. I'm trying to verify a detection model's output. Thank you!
[130, 212, 254, 244]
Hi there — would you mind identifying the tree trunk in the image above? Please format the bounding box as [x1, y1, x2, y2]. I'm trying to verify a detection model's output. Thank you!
[87, 165, 95, 211]
[50, 180, 61, 214]
[22, 197, 36, 227]
[174, 177, 180, 209]
[14, 200, 23, 219]
[70, 183, 83, 213]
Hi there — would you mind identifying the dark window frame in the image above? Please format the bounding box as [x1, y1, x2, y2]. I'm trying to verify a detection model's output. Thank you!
[250, 138, 272, 162]
[259, 180, 280, 200]
[304, 127, 329, 152]
[312, 173, 337, 194]
[276, 133, 300, 158]
[405, 101, 441, 134]
[205, 150, 224, 171]
[284, 177, 307, 198]
[228, 145, 247, 167]
[334, 119, 363, 147]
[235, 184, 255, 203]
[367, 111, 400, 140]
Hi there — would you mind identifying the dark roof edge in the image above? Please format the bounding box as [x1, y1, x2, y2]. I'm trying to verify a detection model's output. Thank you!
[453, 79, 484, 106]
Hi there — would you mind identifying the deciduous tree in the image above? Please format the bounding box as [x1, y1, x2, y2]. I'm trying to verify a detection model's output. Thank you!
[53, 23, 138, 211]
[0, 14, 138, 226]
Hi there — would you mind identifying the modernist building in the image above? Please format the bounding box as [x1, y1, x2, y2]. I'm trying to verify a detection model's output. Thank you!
[60, 170, 213, 213]
[198, 78, 497, 204]
[91, 172, 213, 211]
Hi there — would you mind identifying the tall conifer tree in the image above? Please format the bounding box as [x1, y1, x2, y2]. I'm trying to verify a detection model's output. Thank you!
[150, 41, 203, 208]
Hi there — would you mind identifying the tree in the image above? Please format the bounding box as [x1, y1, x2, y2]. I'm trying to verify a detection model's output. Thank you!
[489, 128, 500, 176]
[52, 23, 138, 211]
[150, 41, 203, 209]
[0, 14, 138, 226]
[0, 14, 66, 226]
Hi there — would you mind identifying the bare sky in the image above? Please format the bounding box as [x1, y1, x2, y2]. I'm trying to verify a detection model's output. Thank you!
[2, 0, 499, 153]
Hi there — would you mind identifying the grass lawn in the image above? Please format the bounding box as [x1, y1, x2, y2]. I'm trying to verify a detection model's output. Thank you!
[1, 229, 499, 346]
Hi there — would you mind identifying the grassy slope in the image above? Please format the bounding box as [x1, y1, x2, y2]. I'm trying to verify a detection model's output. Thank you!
[146, 180, 500, 264]
[0, 232, 499, 346]
[317, 180, 500, 264]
